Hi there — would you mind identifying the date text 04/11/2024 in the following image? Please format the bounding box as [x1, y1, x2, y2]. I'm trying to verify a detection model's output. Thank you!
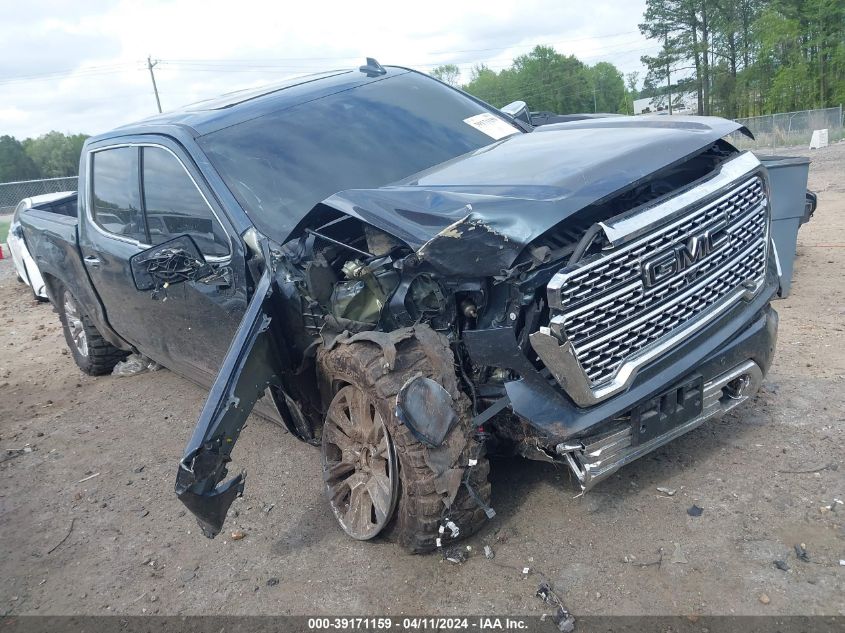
[306, 617, 531, 630]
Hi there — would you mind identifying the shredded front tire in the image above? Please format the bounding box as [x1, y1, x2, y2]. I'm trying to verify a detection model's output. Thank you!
[318, 328, 492, 553]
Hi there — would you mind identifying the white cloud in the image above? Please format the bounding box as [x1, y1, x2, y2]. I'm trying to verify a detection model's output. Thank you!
[1, 0, 659, 139]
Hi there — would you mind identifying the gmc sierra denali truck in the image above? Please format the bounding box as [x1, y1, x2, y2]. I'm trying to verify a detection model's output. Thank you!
[21, 60, 782, 552]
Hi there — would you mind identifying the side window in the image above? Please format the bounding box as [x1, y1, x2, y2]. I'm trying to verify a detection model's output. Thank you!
[141, 147, 229, 257]
[91, 147, 146, 241]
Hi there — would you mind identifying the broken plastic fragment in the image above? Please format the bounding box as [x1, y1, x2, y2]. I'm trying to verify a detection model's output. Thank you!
[443, 546, 467, 564]
[687, 504, 704, 517]
[396, 376, 457, 447]
[794, 543, 810, 562]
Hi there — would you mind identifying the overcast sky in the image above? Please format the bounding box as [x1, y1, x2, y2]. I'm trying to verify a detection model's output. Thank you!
[0, 0, 659, 139]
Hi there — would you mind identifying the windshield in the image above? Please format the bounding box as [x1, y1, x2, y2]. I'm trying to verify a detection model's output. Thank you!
[198, 71, 519, 242]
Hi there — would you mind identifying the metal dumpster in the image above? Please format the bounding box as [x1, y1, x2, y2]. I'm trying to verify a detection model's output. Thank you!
[758, 155, 811, 298]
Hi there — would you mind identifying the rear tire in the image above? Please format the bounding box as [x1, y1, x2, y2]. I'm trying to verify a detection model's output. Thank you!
[318, 332, 491, 553]
[56, 285, 127, 375]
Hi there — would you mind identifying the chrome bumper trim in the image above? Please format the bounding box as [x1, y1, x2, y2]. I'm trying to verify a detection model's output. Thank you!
[556, 359, 763, 491]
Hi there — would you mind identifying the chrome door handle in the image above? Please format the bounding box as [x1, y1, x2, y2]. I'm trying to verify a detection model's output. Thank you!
[84, 255, 101, 267]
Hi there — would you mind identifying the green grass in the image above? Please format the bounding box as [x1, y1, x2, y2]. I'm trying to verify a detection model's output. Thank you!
[0, 218, 10, 245]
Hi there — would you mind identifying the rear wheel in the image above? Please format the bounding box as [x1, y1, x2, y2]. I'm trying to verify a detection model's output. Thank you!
[57, 285, 127, 375]
[318, 333, 491, 553]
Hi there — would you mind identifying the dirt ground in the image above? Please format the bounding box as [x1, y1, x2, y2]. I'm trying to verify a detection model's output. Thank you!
[1, 143, 843, 619]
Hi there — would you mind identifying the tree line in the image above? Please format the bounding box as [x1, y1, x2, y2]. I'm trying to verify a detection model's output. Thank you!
[436, 0, 843, 119]
[639, 0, 844, 118]
[0, 132, 88, 183]
[434, 48, 632, 115]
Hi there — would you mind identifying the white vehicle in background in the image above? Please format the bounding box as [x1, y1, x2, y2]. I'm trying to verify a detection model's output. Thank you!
[7, 191, 77, 301]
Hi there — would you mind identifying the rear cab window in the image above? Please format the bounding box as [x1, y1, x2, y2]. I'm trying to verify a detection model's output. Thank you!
[91, 147, 146, 242]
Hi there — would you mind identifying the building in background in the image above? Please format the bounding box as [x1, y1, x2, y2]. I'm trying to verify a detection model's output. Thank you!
[633, 91, 698, 115]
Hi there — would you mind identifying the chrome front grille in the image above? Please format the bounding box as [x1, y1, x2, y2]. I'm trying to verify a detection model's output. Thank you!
[531, 156, 770, 407]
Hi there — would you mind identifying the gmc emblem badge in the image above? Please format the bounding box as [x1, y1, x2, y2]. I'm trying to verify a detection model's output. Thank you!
[642, 218, 729, 288]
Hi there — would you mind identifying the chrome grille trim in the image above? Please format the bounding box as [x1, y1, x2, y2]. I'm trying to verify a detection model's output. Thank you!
[530, 152, 769, 407]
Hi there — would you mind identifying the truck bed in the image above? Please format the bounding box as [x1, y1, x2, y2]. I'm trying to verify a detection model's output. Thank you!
[18, 209, 110, 338]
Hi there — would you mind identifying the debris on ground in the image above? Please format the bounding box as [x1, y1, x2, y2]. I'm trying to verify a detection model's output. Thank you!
[794, 543, 810, 562]
[656, 486, 677, 496]
[483, 545, 495, 559]
[112, 353, 162, 377]
[77, 472, 100, 484]
[261, 502, 275, 514]
[47, 518, 75, 555]
[687, 504, 704, 517]
[535, 583, 575, 633]
[553, 607, 576, 633]
[671, 542, 688, 564]
[266, 578, 279, 586]
[230, 530, 246, 541]
[759, 593, 771, 605]
[443, 546, 467, 564]
[536, 582, 554, 604]
[774, 559, 790, 572]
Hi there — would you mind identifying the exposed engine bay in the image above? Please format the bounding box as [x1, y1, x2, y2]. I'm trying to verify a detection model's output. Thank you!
[269, 139, 745, 451]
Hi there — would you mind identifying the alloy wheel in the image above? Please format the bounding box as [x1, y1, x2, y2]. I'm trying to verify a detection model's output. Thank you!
[63, 290, 89, 357]
[321, 384, 399, 539]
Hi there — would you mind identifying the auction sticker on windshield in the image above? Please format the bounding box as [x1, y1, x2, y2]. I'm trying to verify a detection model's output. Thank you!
[463, 113, 520, 140]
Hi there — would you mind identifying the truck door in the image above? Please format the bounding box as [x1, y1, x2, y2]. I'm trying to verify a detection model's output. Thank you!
[78, 145, 192, 373]
[135, 143, 249, 381]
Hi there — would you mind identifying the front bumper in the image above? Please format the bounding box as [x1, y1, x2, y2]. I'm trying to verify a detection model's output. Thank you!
[559, 358, 763, 490]
[464, 262, 779, 442]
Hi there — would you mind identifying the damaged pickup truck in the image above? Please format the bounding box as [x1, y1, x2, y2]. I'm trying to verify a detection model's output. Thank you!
[22, 60, 784, 552]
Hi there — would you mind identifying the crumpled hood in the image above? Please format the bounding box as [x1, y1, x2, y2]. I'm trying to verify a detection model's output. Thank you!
[322, 115, 751, 275]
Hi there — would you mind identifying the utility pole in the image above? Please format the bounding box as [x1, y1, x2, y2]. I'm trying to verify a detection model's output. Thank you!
[593, 88, 597, 113]
[147, 56, 162, 114]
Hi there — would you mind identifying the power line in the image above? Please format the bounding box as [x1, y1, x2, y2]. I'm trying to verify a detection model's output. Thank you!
[0, 28, 654, 90]
[159, 29, 641, 65]
[0, 63, 140, 86]
[147, 56, 163, 113]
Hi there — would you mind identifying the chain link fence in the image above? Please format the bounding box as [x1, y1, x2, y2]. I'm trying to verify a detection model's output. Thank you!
[0, 176, 78, 215]
[731, 106, 844, 152]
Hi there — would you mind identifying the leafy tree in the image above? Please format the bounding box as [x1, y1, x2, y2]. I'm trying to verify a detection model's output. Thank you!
[588, 62, 626, 113]
[462, 46, 624, 115]
[23, 131, 88, 178]
[0, 136, 41, 182]
[638, 0, 845, 117]
[431, 64, 461, 87]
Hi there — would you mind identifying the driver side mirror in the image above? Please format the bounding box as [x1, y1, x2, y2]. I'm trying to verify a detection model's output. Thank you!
[501, 100, 532, 125]
[130, 234, 211, 292]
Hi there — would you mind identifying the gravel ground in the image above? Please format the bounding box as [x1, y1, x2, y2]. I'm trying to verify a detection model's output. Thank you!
[0, 143, 843, 618]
